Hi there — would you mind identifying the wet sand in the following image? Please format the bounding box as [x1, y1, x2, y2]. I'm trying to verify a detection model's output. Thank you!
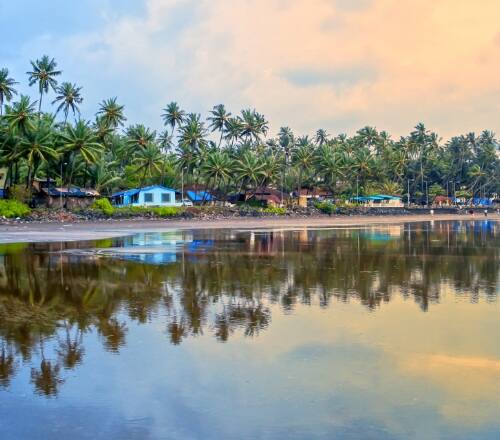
[0, 213, 496, 243]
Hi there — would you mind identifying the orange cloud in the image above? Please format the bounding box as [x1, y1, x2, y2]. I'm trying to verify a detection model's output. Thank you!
[38, 0, 500, 138]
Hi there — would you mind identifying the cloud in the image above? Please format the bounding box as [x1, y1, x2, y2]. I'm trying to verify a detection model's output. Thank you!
[3, 0, 500, 138]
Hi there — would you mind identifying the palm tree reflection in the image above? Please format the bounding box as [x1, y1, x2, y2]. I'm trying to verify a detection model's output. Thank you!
[0, 221, 497, 396]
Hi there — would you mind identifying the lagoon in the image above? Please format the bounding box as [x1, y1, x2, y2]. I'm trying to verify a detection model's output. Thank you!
[0, 221, 499, 439]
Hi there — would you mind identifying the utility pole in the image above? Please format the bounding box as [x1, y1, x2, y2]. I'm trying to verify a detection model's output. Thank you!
[181, 167, 184, 205]
[407, 179, 411, 208]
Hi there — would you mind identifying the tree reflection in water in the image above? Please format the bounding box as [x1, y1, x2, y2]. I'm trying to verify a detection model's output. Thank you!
[0, 220, 497, 396]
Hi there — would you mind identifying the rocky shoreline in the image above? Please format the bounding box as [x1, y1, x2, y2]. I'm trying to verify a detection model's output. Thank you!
[0, 205, 465, 225]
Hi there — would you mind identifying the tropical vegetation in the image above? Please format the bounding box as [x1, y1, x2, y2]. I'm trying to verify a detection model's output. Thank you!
[1, 56, 499, 205]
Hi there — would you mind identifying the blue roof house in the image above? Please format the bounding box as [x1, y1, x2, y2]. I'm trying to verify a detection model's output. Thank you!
[110, 185, 183, 208]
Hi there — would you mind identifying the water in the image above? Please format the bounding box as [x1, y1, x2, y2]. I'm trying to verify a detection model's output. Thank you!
[0, 220, 499, 440]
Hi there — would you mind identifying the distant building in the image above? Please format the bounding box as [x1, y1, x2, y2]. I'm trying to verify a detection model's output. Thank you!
[247, 187, 289, 207]
[32, 178, 100, 208]
[110, 185, 184, 208]
[433, 195, 453, 206]
[351, 194, 404, 208]
[182, 185, 216, 205]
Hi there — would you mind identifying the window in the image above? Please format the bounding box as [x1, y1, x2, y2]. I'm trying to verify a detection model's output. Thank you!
[161, 193, 171, 203]
[144, 193, 153, 203]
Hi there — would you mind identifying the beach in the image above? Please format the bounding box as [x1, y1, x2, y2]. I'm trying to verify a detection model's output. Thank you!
[0, 213, 494, 243]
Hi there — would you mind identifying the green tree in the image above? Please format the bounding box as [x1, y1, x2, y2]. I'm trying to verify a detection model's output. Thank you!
[96, 98, 126, 130]
[26, 55, 62, 113]
[52, 82, 83, 123]
[0, 68, 18, 116]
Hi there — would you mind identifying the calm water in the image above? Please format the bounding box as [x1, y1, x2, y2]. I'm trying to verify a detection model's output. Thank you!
[0, 221, 499, 440]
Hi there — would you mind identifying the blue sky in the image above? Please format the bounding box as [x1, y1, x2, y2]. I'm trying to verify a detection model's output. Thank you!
[2, 0, 500, 139]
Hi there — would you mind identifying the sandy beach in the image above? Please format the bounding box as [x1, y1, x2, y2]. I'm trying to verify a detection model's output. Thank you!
[0, 213, 496, 243]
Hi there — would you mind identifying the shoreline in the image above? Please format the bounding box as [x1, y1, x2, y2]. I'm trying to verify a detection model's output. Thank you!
[0, 213, 497, 244]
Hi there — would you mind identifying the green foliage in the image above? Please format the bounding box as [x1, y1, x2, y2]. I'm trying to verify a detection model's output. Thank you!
[0, 199, 31, 218]
[314, 201, 336, 214]
[8, 184, 31, 203]
[91, 198, 114, 216]
[428, 183, 445, 198]
[262, 206, 286, 215]
[114, 206, 183, 218]
[1, 56, 500, 207]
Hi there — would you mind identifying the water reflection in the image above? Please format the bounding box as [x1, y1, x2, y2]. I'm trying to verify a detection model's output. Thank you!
[0, 221, 498, 400]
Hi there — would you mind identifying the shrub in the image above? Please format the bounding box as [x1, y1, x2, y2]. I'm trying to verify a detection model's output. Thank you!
[91, 198, 115, 216]
[314, 200, 336, 214]
[113, 206, 183, 218]
[150, 206, 182, 217]
[0, 200, 31, 218]
[262, 206, 287, 215]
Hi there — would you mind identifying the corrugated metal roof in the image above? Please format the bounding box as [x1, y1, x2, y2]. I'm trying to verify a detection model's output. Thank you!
[186, 190, 214, 202]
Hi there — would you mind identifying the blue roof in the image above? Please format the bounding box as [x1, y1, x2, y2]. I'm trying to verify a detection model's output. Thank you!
[112, 185, 177, 198]
[352, 194, 401, 201]
[186, 190, 214, 202]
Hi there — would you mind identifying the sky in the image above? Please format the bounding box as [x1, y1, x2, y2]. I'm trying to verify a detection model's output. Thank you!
[1, 0, 500, 139]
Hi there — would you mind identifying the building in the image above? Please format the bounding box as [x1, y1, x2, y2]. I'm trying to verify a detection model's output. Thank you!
[32, 179, 100, 208]
[433, 195, 453, 206]
[247, 187, 289, 207]
[182, 185, 216, 205]
[351, 194, 404, 208]
[110, 185, 184, 208]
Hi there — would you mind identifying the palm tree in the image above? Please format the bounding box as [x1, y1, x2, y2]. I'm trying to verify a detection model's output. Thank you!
[178, 113, 208, 152]
[224, 117, 244, 148]
[26, 55, 62, 113]
[52, 82, 83, 123]
[15, 119, 58, 188]
[157, 129, 173, 153]
[315, 145, 345, 196]
[208, 104, 231, 147]
[201, 150, 232, 199]
[162, 102, 185, 137]
[0, 68, 18, 116]
[3, 95, 37, 134]
[234, 151, 265, 193]
[87, 158, 120, 194]
[293, 140, 314, 194]
[133, 143, 163, 185]
[59, 120, 103, 187]
[315, 129, 329, 146]
[125, 124, 156, 153]
[96, 98, 126, 130]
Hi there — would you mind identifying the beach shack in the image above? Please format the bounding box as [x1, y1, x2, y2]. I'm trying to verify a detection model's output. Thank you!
[31, 178, 100, 208]
[110, 185, 183, 208]
[351, 194, 404, 208]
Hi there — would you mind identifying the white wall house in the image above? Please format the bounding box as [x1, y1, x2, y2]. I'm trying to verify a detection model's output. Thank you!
[110, 185, 183, 207]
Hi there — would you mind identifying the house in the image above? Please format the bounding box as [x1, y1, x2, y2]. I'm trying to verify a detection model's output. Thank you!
[110, 185, 184, 208]
[433, 195, 453, 206]
[32, 178, 100, 208]
[295, 187, 334, 207]
[351, 194, 404, 208]
[247, 187, 289, 207]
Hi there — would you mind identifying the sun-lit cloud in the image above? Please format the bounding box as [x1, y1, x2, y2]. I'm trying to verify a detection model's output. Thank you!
[2, 0, 500, 138]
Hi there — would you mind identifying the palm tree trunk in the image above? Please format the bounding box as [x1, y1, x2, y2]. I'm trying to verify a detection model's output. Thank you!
[39, 92, 43, 114]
